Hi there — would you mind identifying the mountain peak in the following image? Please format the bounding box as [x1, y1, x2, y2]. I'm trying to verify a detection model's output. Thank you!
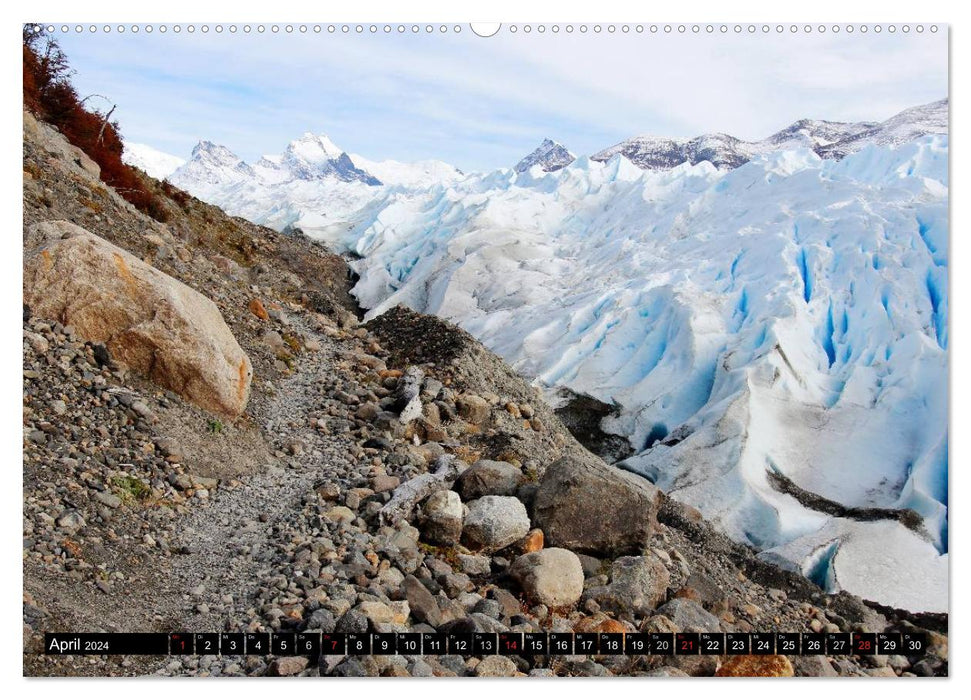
[514, 138, 576, 173]
[278, 133, 381, 186]
[192, 139, 228, 154]
[189, 140, 246, 166]
[287, 132, 345, 161]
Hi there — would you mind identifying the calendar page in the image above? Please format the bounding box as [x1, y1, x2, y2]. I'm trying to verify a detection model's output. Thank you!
[21, 17, 948, 680]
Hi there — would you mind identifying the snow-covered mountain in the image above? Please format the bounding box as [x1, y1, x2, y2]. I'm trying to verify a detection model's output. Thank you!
[166, 132, 384, 201]
[515, 138, 576, 173]
[162, 133, 469, 229]
[592, 132, 755, 170]
[143, 102, 948, 613]
[122, 142, 185, 180]
[594, 99, 947, 171]
[817, 99, 949, 159]
[762, 118, 877, 153]
[170, 140, 256, 197]
[276, 132, 381, 185]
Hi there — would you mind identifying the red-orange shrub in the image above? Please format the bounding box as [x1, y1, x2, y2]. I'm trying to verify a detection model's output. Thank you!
[23, 26, 169, 222]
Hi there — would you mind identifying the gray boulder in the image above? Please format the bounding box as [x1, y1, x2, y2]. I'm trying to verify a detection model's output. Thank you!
[533, 454, 661, 556]
[393, 367, 424, 422]
[419, 490, 463, 545]
[654, 598, 721, 633]
[475, 655, 518, 677]
[456, 554, 492, 576]
[462, 496, 530, 552]
[402, 575, 442, 627]
[593, 555, 670, 619]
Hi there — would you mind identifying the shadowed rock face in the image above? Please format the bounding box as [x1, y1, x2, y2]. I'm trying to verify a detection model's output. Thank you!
[533, 454, 661, 557]
[553, 390, 634, 463]
[24, 220, 252, 417]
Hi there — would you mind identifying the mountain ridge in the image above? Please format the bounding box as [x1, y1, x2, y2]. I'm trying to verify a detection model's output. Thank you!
[165, 132, 384, 196]
[126, 98, 947, 187]
[592, 98, 947, 170]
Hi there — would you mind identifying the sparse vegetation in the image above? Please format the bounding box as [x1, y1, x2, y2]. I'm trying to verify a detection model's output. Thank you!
[417, 541, 463, 569]
[22, 25, 168, 221]
[110, 474, 151, 503]
[282, 332, 303, 354]
[160, 180, 190, 209]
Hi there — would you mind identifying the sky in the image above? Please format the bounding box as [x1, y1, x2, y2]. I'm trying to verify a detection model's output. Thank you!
[54, 24, 948, 172]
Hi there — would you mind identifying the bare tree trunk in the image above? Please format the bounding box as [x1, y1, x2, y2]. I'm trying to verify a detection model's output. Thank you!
[379, 455, 463, 526]
[96, 105, 116, 144]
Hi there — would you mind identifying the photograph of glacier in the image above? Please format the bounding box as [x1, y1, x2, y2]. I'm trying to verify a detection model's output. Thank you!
[24, 23, 947, 677]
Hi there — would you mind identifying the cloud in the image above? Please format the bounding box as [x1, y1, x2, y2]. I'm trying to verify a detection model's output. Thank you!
[56, 28, 947, 171]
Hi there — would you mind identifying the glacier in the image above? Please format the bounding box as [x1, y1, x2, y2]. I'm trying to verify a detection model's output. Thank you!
[157, 112, 948, 614]
[122, 142, 186, 180]
[338, 140, 949, 614]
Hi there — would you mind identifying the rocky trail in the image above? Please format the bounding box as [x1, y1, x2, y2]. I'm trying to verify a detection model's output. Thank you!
[23, 296, 948, 679]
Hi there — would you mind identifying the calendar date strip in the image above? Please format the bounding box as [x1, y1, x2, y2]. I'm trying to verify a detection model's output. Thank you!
[44, 631, 927, 657]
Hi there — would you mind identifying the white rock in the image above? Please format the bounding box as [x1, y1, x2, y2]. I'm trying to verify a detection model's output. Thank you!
[509, 547, 585, 608]
[462, 496, 529, 552]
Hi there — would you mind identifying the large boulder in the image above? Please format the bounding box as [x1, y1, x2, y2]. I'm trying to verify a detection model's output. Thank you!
[533, 454, 661, 556]
[454, 459, 524, 500]
[23, 221, 252, 417]
[509, 548, 584, 608]
[462, 496, 530, 552]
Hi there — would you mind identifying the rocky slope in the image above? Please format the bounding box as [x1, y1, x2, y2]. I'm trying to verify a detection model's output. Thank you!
[22, 109, 946, 677]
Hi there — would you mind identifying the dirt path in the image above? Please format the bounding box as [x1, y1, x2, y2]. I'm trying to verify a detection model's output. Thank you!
[25, 319, 357, 676]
